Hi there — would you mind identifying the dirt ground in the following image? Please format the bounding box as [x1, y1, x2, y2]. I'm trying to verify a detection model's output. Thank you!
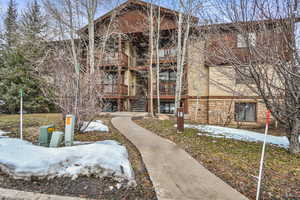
[0, 113, 157, 200]
[135, 118, 300, 200]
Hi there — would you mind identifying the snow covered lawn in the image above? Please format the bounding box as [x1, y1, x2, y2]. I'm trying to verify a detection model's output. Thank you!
[185, 124, 300, 148]
[0, 138, 134, 182]
[81, 120, 109, 132]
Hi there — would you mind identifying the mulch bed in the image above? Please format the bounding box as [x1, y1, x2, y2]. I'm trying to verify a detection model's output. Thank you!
[0, 173, 153, 199]
[0, 114, 157, 200]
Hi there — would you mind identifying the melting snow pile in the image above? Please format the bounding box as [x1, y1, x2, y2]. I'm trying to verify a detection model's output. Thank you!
[0, 138, 134, 181]
[81, 120, 109, 132]
[185, 124, 300, 148]
[0, 130, 10, 138]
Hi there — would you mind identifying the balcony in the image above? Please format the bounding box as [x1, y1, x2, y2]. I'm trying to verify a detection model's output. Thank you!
[154, 48, 177, 63]
[96, 52, 128, 67]
[97, 84, 128, 97]
[134, 48, 177, 67]
[153, 82, 187, 96]
[154, 82, 176, 96]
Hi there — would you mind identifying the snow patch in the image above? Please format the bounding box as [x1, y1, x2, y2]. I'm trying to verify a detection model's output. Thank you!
[0, 130, 10, 138]
[185, 124, 300, 148]
[73, 141, 93, 145]
[0, 138, 134, 181]
[81, 120, 109, 132]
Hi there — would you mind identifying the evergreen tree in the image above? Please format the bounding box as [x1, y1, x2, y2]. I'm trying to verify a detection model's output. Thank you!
[0, 48, 54, 114]
[20, 0, 47, 42]
[4, 0, 18, 47]
[20, 0, 48, 61]
[0, 0, 54, 114]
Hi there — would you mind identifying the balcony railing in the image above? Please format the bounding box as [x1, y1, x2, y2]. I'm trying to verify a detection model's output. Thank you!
[97, 84, 128, 96]
[153, 82, 187, 96]
[155, 48, 177, 60]
[95, 52, 128, 67]
[153, 82, 175, 96]
[135, 48, 177, 67]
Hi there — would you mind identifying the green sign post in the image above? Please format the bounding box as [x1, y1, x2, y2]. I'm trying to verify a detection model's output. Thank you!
[19, 89, 23, 140]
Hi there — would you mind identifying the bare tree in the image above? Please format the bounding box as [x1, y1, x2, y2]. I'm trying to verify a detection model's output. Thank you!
[155, 5, 161, 114]
[175, 10, 183, 111]
[42, 0, 118, 129]
[44, 0, 84, 119]
[80, 0, 98, 74]
[205, 0, 300, 153]
[148, 2, 154, 116]
[174, 0, 202, 112]
[41, 44, 101, 128]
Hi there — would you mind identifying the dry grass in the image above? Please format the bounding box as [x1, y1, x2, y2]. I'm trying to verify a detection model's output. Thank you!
[135, 118, 300, 200]
[0, 113, 63, 142]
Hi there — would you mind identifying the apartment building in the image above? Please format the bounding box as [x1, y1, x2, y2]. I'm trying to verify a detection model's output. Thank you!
[79, 0, 292, 127]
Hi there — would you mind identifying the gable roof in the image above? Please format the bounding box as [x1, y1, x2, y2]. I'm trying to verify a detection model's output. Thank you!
[78, 0, 198, 34]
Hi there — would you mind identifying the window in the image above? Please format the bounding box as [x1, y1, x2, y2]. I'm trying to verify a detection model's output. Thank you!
[169, 71, 176, 81]
[160, 102, 175, 114]
[237, 32, 256, 48]
[159, 71, 169, 81]
[103, 72, 117, 84]
[158, 48, 177, 57]
[103, 100, 118, 112]
[159, 71, 176, 81]
[235, 103, 256, 122]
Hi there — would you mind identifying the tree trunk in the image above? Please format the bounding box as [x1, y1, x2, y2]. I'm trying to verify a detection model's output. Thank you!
[66, 0, 80, 123]
[118, 34, 122, 111]
[156, 6, 161, 114]
[178, 15, 191, 100]
[289, 118, 300, 154]
[87, 0, 97, 75]
[88, 16, 95, 74]
[175, 12, 182, 111]
[148, 4, 154, 117]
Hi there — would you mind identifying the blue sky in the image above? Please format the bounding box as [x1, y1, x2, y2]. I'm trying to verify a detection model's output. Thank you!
[0, 0, 184, 25]
[0, 0, 178, 13]
[1, 0, 28, 10]
[0, 0, 212, 32]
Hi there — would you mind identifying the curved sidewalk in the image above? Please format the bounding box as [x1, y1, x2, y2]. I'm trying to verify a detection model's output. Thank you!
[112, 117, 248, 200]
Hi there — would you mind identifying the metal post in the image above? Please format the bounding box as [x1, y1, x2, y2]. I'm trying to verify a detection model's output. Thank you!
[256, 110, 271, 200]
[177, 107, 184, 132]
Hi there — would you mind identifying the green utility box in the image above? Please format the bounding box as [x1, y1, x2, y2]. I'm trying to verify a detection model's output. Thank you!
[49, 131, 64, 148]
[38, 125, 54, 147]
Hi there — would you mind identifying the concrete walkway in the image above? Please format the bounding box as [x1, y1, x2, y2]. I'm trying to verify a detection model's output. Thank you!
[112, 117, 248, 200]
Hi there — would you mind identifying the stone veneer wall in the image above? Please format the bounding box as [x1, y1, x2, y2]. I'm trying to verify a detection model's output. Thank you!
[188, 98, 271, 128]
